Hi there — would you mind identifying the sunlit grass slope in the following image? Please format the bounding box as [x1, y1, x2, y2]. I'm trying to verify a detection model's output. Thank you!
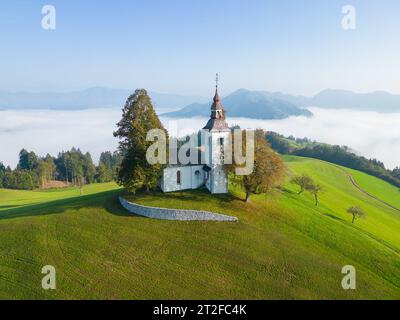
[0, 158, 399, 299]
[0, 182, 121, 212]
[348, 168, 400, 209]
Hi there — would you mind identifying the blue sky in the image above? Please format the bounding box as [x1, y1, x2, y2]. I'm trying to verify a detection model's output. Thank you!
[1, 0, 399, 96]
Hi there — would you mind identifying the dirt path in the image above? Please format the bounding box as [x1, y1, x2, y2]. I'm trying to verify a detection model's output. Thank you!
[333, 165, 400, 213]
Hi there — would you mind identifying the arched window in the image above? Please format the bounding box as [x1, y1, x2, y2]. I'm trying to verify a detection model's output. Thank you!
[177, 170, 181, 185]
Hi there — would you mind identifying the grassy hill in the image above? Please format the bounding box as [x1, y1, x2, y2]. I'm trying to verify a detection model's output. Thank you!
[348, 168, 400, 209]
[0, 157, 399, 299]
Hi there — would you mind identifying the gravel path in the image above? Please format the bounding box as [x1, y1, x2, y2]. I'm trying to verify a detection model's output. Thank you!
[332, 164, 400, 213]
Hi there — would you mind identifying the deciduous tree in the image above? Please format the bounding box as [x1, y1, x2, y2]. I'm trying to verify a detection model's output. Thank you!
[306, 182, 323, 206]
[290, 174, 313, 194]
[227, 129, 285, 202]
[347, 206, 366, 224]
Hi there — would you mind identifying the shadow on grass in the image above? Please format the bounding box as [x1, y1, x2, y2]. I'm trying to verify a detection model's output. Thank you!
[0, 205, 20, 210]
[321, 211, 400, 255]
[322, 212, 345, 222]
[281, 187, 296, 195]
[0, 187, 242, 222]
[128, 187, 240, 203]
[0, 189, 129, 221]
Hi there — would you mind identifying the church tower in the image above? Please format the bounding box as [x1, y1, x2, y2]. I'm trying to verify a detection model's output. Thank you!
[202, 74, 230, 194]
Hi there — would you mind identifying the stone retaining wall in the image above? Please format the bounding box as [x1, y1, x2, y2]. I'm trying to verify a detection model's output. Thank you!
[119, 197, 238, 222]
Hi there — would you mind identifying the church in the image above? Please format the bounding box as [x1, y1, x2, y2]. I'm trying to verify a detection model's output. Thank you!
[160, 78, 230, 194]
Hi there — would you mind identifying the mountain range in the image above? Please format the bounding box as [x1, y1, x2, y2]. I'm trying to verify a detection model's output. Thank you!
[0, 87, 208, 110]
[164, 88, 400, 119]
[233, 89, 400, 113]
[306, 89, 400, 112]
[163, 89, 312, 119]
[1, 87, 400, 118]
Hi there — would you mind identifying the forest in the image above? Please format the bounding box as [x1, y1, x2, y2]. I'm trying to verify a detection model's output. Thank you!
[0, 148, 121, 190]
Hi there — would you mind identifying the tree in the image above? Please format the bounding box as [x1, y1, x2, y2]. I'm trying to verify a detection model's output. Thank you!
[37, 160, 48, 188]
[36, 154, 56, 188]
[111, 151, 123, 180]
[17, 149, 39, 171]
[97, 151, 115, 182]
[2, 148, 118, 190]
[347, 206, 366, 224]
[82, 152, 96, 184]
[2, 170, 35, 190]
[306, 183, 323, 206]
[227, 129, 285, 202]
[0, 162, 6, 188]
[97, 162, 109, 183]
[113, 89, 168, 193]
[392, 167, 400, 180]
[290, 174, 314, 194]
[44, 154, 56, 180]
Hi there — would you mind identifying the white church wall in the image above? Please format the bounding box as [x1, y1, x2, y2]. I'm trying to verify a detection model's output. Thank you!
[190, 165, 205, 189]
[210, 130, 230, 166]
[161, 165, 204, 192]
[210, 166, 228, 194]
[210, 130, 230, 194]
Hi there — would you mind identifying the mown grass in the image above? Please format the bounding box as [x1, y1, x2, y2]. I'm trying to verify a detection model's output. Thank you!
[0, 158, 399, 299]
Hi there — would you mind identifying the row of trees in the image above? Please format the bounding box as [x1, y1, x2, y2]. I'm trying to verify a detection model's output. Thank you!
[290, 174, 323, 206]
[0, 149, 121, 190]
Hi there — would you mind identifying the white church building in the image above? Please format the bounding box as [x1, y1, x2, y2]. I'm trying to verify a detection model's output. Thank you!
[160, 80, 230, 194]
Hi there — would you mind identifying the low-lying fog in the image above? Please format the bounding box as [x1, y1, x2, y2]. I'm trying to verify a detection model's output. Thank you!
[0, 107, 399, 169]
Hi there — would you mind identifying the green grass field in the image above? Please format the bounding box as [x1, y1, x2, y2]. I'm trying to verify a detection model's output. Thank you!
[0, 156, 399, 299]
[348, 168, 400, 209]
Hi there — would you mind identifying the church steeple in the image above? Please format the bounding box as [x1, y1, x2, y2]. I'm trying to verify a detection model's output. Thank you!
[212, 73, 223, 110]
[203, 73, 229, 131]
[213, 73, 220, 102]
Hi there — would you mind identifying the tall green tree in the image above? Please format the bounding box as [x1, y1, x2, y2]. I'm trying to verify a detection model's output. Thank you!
[0, 162, 6, 188]
[17, 149, 39, 171]
[83, 152, 96, 184]
[113, 89, 168, 193]
[97, 151, 114, 182]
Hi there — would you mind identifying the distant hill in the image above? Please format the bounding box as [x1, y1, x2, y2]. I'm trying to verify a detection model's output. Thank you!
[0, 87, 208, 110]
[241, 89, 400, 113]
[309, 89, 400, 112]
[163, 89, 313, 119]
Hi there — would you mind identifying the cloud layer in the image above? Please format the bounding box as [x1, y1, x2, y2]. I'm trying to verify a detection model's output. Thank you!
[0, 108, 399, 169]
